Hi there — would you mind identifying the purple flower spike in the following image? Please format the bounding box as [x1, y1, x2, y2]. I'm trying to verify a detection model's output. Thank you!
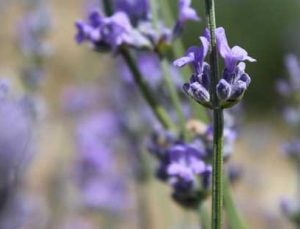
[75, 10, 150, 52]
[216, 27, 256, 72]
[114, 0, 150, 24]
[178, 0, 200, 23]
[174, 27, 255, 108]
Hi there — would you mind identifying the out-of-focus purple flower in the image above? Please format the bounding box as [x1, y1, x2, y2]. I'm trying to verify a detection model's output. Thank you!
[138, 21, 172, 47]
[75, 112, 129, 213]
[147, 128, 212, 209]
[75, 10, 150, 52]
[62, 85, 104, 116]
[276, 55, 300, 99]
[114, 0, 150, 24]
[173, 0, 200, 38]
[178, 0, 200, 23]
[166, 144, 211, 208]
[280, 197, 300, 226]
[282, 107, 300, 128]
[0, 97, 33, 190]
[21, 67, 46, 91]
[285, 54, 300, 90]
[282, 139, 300, 162]
[174, 27, 255, 108]
[18, 4, 52, 58]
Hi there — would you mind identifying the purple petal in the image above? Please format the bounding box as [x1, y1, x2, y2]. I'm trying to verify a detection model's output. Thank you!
[217, 79, 232, 101]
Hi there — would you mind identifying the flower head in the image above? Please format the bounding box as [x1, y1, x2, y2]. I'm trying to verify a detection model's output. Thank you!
[114, 0, 150, 24]
[147, 128, 213, 209]
[174, 27, 255, 108]
[166, 144, 211, 208]
[75, 112, 129, 213]
[75, 10, 150, 52]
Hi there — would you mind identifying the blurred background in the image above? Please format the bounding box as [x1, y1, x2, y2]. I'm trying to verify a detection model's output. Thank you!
[0, 0, 299, 228]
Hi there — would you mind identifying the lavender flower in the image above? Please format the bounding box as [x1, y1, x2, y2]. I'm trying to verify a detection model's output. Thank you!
[0, 94, 33, 191]
[173, 0, 200, 38]
[282, 139, 300, 162]
[178, 0, 200, 23]
[167, 144, 211, 208]
[147, 128, 214, 209]
[277, 54, 300, 227]
[18, 4, 52, 58]
[18, 1, 52, 120]
[75, 112, 129, 213]
[75, 10, 150, 52]
[280, 197, 300, 226]
[174, 27, 256, 108]
[114, 0, 150, 24]
[276, 55, 300, 114]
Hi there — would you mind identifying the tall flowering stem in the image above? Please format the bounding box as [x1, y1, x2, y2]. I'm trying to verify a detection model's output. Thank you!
[149, 0, 186, 135]
[204, 0, 224, 228]
[120, 48, 175, 130]
[101, 0, 175, 130]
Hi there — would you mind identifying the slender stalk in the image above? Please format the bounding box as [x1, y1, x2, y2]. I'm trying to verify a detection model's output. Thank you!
[198, 202, 210, 229]
[223, 175, 248, 229]
[150, 0, 186, 133]
[159, 0, 208, 122]
[161, 58, 186, 137]
[121, 49, 176, 130]
[204, 0, 224, 229]
[102, 0, 175, 130]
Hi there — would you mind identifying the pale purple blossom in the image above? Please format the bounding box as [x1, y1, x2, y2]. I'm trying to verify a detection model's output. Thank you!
[114, 0, 150, 24]
[75, 10, 150, 51]
[178, 0, 200, 24]
[174, 27, 255, 108]
[75, 112, 129, 213]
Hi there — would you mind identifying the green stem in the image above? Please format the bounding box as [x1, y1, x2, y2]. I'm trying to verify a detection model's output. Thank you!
[121, 49, 176, 130]
[198, 202, 210, 229]
[150, 0, 185, 133]
[161, 58, 186, 137]
[204, 0, 224, 229]
[223, 175, 248, 229]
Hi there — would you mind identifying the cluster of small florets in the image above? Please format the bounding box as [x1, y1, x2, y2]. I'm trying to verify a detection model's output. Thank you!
[18, 0, 52, 120]
[147, 120, 237, 208]
[174, 27, 256, 108]
[75, 0, 200, 53]
[147, 130, 211, 209]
